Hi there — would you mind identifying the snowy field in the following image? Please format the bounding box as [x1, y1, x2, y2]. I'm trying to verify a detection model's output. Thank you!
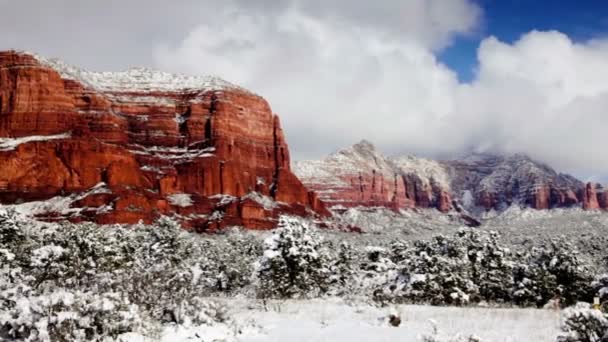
[121, 298, 561, 342]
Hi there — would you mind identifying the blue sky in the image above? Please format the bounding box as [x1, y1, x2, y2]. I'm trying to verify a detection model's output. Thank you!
[440, 0, 608, 82]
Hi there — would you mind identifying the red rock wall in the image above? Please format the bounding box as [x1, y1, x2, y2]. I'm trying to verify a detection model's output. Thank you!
[0, 51, 327, 229]
[582, 182, 608, 210]
[303, 170, 452, 213]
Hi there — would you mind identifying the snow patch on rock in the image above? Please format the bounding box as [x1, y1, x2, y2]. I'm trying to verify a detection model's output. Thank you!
[168, 194, 194, 208]
[0, 133, 71, 151]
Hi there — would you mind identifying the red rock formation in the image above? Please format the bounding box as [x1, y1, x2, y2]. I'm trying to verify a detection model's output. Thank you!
[293, 141, 451, 213]
[0, 51, 328, 229]
[598, 189, 608, 209]
[582, 182, 600, 210]
[581, 182, 608, 210]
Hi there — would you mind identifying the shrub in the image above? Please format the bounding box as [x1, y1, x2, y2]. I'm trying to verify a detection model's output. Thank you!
[0, 288, 142, 342]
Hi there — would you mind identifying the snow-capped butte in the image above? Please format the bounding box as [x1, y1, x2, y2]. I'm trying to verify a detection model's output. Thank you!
[0, 50, 327, 229]
[293, 140, 606, 217]
[30, 51, 249, 95]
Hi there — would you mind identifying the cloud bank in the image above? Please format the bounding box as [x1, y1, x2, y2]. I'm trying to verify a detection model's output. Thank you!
[1, 0, 608, 179]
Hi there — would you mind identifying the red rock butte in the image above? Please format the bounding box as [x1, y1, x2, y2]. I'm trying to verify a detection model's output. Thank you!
[0, 51, 329, 230]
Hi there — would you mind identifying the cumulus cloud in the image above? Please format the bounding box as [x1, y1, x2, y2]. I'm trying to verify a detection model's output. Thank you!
[449, 31, 608, 177]
[154, 0, 476, 158]
[1, 0, 608, 179]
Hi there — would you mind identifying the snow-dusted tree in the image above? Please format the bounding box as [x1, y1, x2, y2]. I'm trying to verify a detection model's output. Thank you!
[125, 216, 201, 323]
[328, 241, 356, 296]
[211, 228, 262, 293]
[360, 246, 397, 304]
[513, 239, 595, 307]
[378, 229, 516, 306]
[0, 209, 30, 292]
[255, 216, 332, 299]
[558, 303, 608, 342]
[473, 231, 514, 303]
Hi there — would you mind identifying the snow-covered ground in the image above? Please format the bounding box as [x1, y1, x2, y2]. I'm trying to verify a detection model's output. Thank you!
[121, 298, 561, 342]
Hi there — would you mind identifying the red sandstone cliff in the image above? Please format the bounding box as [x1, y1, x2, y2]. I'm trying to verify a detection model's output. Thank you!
[0, 51, 328, 230]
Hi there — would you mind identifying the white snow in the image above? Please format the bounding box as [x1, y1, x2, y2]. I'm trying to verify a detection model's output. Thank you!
[0, 133, 71, 151]
[129, 145, 216, 161]
[117, 298, 561, 342]
[391, 155, 451, 190]
[168, 194, 194, 208]
[1, 182, 111, 217]
[31, 52, 249, 95]
[242, 192, 278, 210]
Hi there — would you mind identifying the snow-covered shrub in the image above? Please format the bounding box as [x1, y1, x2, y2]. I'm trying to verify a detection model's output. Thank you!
[0, 288, 142, 341]
[473, 231, 514, 303]
[211, 229, 263, 293]
[557, 303, 608, 342]
[372, 229, 518, 306]
[121, 217, 201, 323]
[26, 221, 136, 292]
[405, 233, 478, 305]
[255, 216, 332, 299]
[172, 297, 230, 326]
[0, 209, 27, 247]
[513, 239, 595, 307]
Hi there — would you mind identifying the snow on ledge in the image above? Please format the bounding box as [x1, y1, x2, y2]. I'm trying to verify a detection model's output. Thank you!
[242, 192, 278, 210]
[168, 194, 194, 207]
[0, 133, 71, 151]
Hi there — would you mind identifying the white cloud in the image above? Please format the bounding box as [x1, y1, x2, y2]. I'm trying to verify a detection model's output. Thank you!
[2, 0, 607, 179]
[154, 0, 474, 158]
[450, 31, 608, 177]
[156, 6, 608, 179]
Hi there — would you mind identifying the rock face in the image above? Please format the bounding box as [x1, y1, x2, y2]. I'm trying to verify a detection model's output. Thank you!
[294, 141, 599, 216]
[0, 51, 328, 230]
